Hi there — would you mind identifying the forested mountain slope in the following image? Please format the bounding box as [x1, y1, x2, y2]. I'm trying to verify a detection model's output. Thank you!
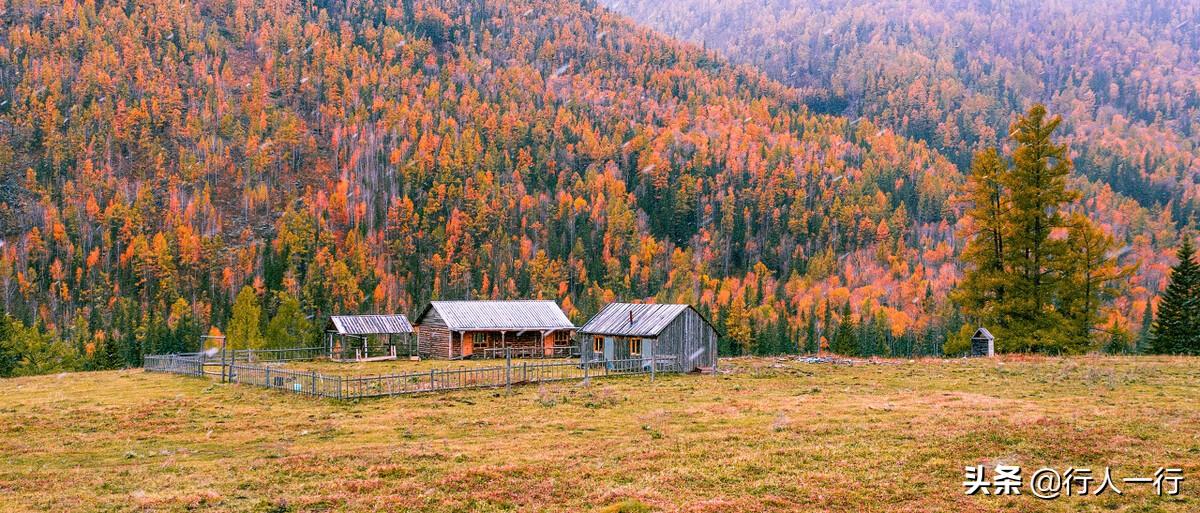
[600, 0, 1193, 333]
[0, 0, 973, 369]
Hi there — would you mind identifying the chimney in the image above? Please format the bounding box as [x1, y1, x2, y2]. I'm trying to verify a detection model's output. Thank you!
[629, 310, 634, 326]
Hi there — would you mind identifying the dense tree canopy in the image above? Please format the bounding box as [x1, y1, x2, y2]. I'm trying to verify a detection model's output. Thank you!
[0, 0, 972, 372]
[602, 0, 1196, 346]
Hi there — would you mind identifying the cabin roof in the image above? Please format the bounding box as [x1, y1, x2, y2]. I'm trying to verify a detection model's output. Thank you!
[579, 303, 714, 337]
[972, 327, 995, 340]
[326, 314, 414, 335]
[415, 300, 575, 331]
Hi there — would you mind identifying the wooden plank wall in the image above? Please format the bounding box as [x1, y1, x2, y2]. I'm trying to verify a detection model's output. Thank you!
[656, 309, 717, 372]
[417, 309, 452, 358]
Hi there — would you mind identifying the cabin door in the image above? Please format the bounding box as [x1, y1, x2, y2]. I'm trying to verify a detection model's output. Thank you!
[461, 332, 473, 357]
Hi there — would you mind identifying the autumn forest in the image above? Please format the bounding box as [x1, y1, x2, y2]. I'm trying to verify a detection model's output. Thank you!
[0, 0, 1196, 375]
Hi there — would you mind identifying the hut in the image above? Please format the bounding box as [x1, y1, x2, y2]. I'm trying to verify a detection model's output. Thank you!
[325, 315, 415, 362]
[971, 327, 995, 357]
[412, 300, 577, 359]
[578, 303, 718, 373]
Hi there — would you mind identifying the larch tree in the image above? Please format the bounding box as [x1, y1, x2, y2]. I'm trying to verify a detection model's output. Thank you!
[954, 147, 1009, 330]
[956, 105, 1127, 353]
[228, 286, 264, 350]
[1001, 105, 1078, 351]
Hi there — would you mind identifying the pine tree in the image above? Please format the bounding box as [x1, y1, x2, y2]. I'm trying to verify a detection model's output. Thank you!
[1151, 236, 1199, 354]
[1136, 301, 1154, 354]
[830, 302, 857, 356]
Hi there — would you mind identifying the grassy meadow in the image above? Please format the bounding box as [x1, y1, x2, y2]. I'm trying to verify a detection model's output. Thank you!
[1, 356, 1198, 512]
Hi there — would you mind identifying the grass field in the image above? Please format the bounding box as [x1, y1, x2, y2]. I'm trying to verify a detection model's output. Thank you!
[1, 356, 1198, 512]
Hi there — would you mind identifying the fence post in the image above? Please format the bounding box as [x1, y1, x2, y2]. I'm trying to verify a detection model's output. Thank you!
[311, 371, 318, 397]
[505, 347, 512, 394]
[337, 375, 343, 400]
[583, 348, 590, 385]
[523, 361, 528, 383]
[265, 367, 271, 388]
[430, 369, 435, 391]
[650, 340, 656, 383]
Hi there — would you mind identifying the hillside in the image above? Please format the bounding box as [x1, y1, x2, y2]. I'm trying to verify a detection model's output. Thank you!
[600, 0, 1198, 328]
[3, 357, 1198, 511]
[0, 0, 972, 369]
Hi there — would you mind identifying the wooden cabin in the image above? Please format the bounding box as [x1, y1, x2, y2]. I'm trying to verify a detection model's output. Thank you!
[578, 303, 718, 372]
[412, 301, 577, 359]
[325, 314, 415, 362]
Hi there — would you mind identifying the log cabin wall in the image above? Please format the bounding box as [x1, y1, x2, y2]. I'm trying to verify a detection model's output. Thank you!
[417, 308, 452, 358]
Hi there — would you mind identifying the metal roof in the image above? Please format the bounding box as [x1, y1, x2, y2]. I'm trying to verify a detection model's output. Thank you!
[326, 315, 414, 335]
[972, 327, 995, 340]
[578, 303, 704, 337]
[416, 301, 575, 331]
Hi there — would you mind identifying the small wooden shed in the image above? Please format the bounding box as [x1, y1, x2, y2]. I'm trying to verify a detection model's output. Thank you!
[971, 327, 995, 357]
[578, 303, 718, 373]
[412, 300, 577, 359]
[325, 314, 415, 362]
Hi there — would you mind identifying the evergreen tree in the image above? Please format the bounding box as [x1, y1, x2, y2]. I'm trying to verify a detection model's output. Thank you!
[804, 305, 819, 354]
[1150, 236, 1199, 354]
[830, 302, 857, 356]
[0, 314, 17, 377]
[228, 286, 265, 350]
[265, 292, 314, 349]
[1136, 301, 1154, 354]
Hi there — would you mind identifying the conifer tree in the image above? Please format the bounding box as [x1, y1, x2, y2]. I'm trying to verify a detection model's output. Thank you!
[228, 286, 264, 350]
[955, 147, 1009, 330]
[830, 302, 857, 356]
[955, 105, 1124, 353]
[1001, 105, 1078, 351]
[265, 292, 313, 349]
[1151, 236, 1199, 354]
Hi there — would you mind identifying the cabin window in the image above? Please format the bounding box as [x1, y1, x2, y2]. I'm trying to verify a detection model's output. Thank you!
[593, 336, 604, 353]
[628, 337, 641, 356]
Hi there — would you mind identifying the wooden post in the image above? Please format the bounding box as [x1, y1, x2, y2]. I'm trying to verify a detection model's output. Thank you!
[265, 366, 271, 387]
[311, 370, 317, 397]
[649, 339, 656, 382]
[583, 344, 590, 385]
[505, 346, 512, 394]
[430, 369, 436, 391]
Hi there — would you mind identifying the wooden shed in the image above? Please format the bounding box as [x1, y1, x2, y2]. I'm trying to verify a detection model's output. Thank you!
[578, 303, 718, 373]
[325, 314, 415, 362]
[412, 301, 577, 359]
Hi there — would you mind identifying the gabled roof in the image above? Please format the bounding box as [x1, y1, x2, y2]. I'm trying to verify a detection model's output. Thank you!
[414, 300, 575, 331]
[579, 303, 715, 337]
[972, 327, 995, 340]
[326, 315, 413, 335]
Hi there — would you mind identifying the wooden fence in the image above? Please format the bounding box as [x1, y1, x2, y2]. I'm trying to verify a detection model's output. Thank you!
[145, 353, 681, 400]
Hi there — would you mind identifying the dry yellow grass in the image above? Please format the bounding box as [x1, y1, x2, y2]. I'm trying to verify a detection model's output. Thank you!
[1, 356, 1198, 512]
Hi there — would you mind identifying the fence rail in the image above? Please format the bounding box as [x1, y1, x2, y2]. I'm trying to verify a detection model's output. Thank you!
[145, 353, 681, 400]
[232, 346, 327, 363]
